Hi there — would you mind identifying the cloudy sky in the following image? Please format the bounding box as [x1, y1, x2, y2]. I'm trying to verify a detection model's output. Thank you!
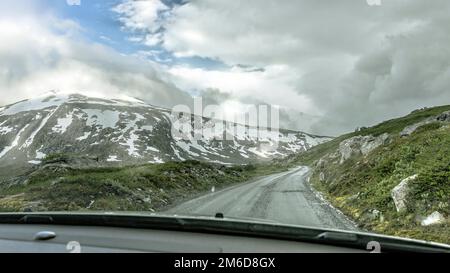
[1, 0, 450, 135]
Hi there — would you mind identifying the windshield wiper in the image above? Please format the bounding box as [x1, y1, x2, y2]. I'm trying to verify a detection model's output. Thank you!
[0, 212, 448, 253]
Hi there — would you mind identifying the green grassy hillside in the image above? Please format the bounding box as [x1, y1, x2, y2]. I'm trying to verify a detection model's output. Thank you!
[291, 105, 450, 166]
[292, 105, 450, 244]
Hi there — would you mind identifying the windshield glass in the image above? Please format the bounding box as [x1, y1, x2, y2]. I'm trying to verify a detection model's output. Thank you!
[0, 0, 448, 246]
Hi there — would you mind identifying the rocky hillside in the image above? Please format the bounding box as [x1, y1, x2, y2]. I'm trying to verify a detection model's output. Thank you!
[291, 105, 450, 244]
[0, 92, 330, 175]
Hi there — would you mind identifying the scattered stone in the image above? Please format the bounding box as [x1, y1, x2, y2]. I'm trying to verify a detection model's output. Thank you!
[421, 211, 445, 226]
[87, 200, 95, 209]
[347, 192, 361, 202]
[371, 209, 382, 220]
[361, 209, 384, 223]
[391, 174, 418, 212]
[319, 172, 326, 182]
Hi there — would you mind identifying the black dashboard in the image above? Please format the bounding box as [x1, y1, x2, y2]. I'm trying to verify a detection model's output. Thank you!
[0, 224, 365, 253]
[0, 213, 447, 253]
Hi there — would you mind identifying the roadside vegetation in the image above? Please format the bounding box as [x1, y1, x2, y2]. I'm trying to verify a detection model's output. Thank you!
[0, 158, 288, 213]
[290, 105, 450, 244]
[289, 105, 450, 166]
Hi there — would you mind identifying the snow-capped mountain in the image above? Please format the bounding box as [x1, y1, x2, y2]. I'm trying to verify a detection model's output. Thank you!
[0, 92, 331, 168]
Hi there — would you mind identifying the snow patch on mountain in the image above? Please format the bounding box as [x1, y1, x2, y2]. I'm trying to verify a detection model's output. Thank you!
[0, 126, 14, 135]
[83, 109, 121, 129]
[107, 155, 121, 162]
[22, 110, 58, 149]
[0, 93, 332, 166]
[52, 112, 74, 134]
[0, 124, 29, 158]
[76, 132, 91, 141]
[0, 95, 65, 116]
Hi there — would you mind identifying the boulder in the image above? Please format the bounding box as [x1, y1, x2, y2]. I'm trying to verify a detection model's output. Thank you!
[421, 211, 445, 226]
[401, 110, 450, 136]
[400, 119, 432, 137]
[391, 174, 418, 212]
[339, 137, 362, 163]
[436, 111, 450, 122]
[338, 133, 389, 164]
[360, 133, 389, 155]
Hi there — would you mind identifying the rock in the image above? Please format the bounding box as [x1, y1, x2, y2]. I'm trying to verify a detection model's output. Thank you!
[50, 177, 65, 186]
[438, 201, 449, 210]
[339, 137, 361, 163]
[316, 158, 327, 169]
[338, 134, 389, 164]
[400, 110, 450, 136]
[370, 209, 385, 223]
[319, 172, 326, 182]
[400, 120, 430, 137]
[360, 133, 389, 155]
[361, 209, 384, 223]
[391, 174, 418, 212]
[421, 211, 445, 226]
[371, 209, 381, 219]
[347, 192, 361, 202]
[436, 111, 450, 122]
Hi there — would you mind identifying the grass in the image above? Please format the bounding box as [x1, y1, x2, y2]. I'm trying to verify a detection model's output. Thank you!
[0, 160, 289, 213]
[290, 105, 450, 167]
[303, 108, 450, 244]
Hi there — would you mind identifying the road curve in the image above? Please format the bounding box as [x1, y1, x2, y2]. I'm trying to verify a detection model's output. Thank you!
[167, 167, 357, 231]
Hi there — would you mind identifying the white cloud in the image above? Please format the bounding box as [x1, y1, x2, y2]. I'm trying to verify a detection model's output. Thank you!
[4, 0, 450, 136]
[162, 0, 380, 65]
[113, 0, 168, 31]
[168, 65, 318, 115]
[113, 0, 170, 46]
[0, 14, 191, 109]
[113, 0, 450, 135]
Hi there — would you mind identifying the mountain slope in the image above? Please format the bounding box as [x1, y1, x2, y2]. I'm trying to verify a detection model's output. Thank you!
[290, 106, 450, 244]
[0, 92, 331, 173]
[0, 161, 279, 213]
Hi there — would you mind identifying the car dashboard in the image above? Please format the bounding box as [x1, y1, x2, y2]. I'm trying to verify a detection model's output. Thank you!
[0, 224, 366, 253]
[0, 213, 448, 253]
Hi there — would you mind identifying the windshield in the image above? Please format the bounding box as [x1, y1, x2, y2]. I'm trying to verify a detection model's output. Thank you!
[0, 0, 448, 247]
